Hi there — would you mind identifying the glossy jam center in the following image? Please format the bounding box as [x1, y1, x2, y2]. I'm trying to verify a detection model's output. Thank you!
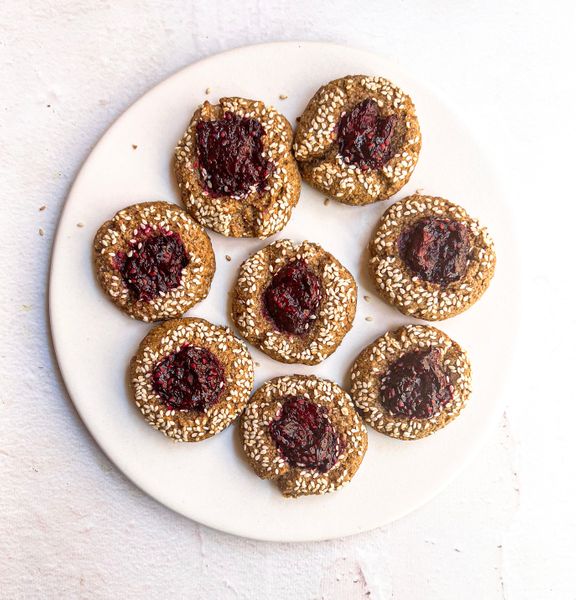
[380, 348, 452, 419]
[196, 111, 271, 197]
[269, 396, 342, 472]
[119, 233, 189, 302]
[263, 259, 323, 335]
[398, 216, 470, 286]
[152, 345, 225, 411]
[337, 98, 397, 170]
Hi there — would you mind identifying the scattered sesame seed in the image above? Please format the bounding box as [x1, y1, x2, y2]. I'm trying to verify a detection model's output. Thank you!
[205, 87, 211, 95]
[132, 144, 138, 150]
[225, 255, 231, 262]
[38, 205, 47, 212]
[365, 316, 373, 322]
[76, 222, 84, 228]
[279, 94, 288, 100]
[38, 228, 44, 236]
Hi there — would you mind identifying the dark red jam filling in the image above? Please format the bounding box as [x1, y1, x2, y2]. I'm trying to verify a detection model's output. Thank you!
[398, 216, 470, 286]
[269, 396, 343, 472]
[152, 345, 225, 412]
[118, 232, 189, 302]
[336, 98, 397, 170]
[196, 112, 271, 197]
[380, 348, 452, 419]
[263, 259, 323, 335]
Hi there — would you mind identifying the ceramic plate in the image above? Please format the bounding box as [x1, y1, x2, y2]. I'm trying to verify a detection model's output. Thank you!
[49, 42, 517, 542]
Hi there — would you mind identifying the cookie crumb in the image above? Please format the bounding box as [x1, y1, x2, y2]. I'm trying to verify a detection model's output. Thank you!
[77, 222, 85, 228]
[363, 295, 370, 302]
[254, 361, 261, 368]
[365, 316, 373, 322]
[205, 87, 211, 95]
[323, 198, 330, 206]
[38, 228, 44, 237]
[225, 255, 231, 262]
[38, 205, 47, 212]
[132, 144, 138, 150]
[279, 94, 288, 100]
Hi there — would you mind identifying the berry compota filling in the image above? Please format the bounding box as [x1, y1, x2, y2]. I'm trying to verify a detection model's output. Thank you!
[118, 231, 189, 302]
[398, 216, 470, 286]
[337, 98, 398, 170]
[269, 396, 343, 472]
[263, 259, 323, 335]
[196, 112, 271, 197]
[152, 345, 225, 412]
[380, 348, 452, 419]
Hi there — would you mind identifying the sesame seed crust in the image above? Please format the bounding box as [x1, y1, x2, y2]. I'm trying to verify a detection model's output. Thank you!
[293, 75, 421, 206]
[350, 325, 472, 440]
[130, 317, 255, 442]
[369, 194, 497, 321]
[174, 97, 301, 238]
[240, 375, 368, 497]
[93, 201, 215, 322]
[231, 239, 357, 365]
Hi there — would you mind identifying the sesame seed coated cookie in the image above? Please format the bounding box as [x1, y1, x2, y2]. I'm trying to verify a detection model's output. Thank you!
[350, 325, 472, 440]
[369, 194, 496, 320]
[231, 239, 357, 365]
[93, 201, 215, 322]
[240, 375, 368, 497]
[130, 317, 254, 442]
[174, 97, 301, 238]
[293, 75, 421, 205]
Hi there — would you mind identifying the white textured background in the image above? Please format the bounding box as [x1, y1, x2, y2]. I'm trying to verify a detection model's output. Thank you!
[1, 1, 574, 598]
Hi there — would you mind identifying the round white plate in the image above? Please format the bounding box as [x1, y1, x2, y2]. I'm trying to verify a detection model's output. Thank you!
[50, 42, 517, 542]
